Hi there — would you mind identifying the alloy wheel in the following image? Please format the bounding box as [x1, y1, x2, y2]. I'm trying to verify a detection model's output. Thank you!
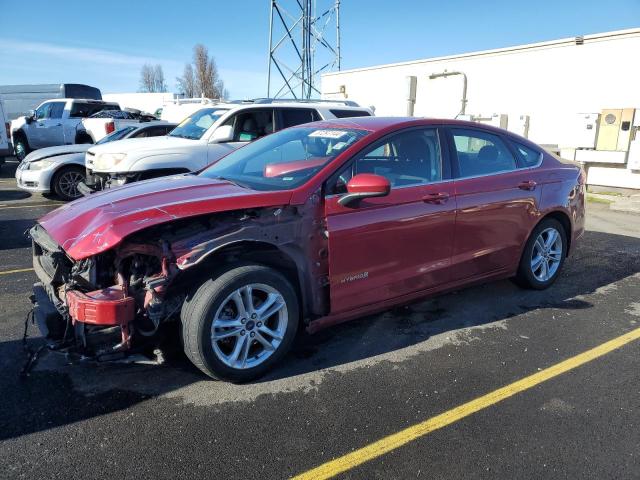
[530, 227, 563, 282]
[15, 142, 26, 161]
[211, 283, 288, 369]
[58, 171, 84, 199]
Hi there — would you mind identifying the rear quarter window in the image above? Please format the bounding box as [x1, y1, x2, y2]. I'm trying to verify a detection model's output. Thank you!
[512, 141, 543, 167]
[330, 109, 371, 118]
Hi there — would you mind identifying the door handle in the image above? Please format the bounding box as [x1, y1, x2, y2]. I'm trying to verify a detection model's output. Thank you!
[518, 180, 537, 191]
[55, 123, 62, 126]
[423, 192, 450, 204]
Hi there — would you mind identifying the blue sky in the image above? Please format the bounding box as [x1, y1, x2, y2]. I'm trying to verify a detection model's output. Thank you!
[0, 0, 638, 98]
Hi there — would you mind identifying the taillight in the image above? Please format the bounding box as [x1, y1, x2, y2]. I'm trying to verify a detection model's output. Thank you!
[105, 121, 115, 134]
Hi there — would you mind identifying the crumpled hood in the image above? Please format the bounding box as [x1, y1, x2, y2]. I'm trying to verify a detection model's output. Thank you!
[24, 144, 90, 163]
[38, 174, 292, 260]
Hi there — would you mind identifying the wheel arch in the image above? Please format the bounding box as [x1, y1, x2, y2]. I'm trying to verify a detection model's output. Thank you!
[12, 129, 29, 147]
[176, 240, 309, 321]
[75, 130, 94, 144]
[539, 210, 572, 255]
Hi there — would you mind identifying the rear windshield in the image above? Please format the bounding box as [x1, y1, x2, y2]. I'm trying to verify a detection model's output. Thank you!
[95, 126, 137, 144]
[200, 126, 369, 191]
[169, 108, 229, 140]
[70, 102, 118, 118]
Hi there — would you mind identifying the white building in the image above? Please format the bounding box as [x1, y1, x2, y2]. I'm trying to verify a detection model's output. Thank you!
[321, 28, 640, 189]
[102, 92, 177, 115]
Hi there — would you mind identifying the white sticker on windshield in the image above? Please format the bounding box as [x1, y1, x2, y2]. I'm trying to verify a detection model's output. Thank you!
[309, 130, 348, 139]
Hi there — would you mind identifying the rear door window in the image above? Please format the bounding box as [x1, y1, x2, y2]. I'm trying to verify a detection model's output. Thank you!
[329, 109, 371, 118]
[70, 102, 116, 118]
[279, 108, 321, 129]
[450, 128, 517, 178]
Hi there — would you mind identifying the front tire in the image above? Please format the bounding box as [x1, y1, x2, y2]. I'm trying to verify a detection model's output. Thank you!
[52, 166, 86, 201]
[14, 135, 31, 161]
[181, 264, 299, 382]
[514, 218, 567, 290]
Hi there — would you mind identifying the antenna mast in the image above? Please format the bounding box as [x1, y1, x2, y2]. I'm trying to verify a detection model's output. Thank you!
[267, 0, 341, 99]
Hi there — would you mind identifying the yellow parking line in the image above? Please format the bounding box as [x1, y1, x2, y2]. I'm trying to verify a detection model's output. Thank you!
[292, 326, 640, 480]
[0, 267, 34, 276]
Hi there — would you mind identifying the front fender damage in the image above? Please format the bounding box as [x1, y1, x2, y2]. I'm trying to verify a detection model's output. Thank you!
[29, 192, 328, 362]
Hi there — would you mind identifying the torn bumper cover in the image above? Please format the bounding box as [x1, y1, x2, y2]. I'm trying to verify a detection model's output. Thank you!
[30, 224, 138, 355]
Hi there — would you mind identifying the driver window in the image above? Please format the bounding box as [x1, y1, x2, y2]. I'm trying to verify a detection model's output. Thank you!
[35, 103, 52, 120]
[332, 128, 442, 194]
[231, 109, 274, 142]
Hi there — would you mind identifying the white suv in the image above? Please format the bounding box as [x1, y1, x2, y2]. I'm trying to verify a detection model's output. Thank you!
[85, 99, 372, 189]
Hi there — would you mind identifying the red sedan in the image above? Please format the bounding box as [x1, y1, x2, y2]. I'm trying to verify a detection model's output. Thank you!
[31, 117, 585, 382]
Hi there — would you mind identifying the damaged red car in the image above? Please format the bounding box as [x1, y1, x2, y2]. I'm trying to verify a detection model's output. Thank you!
[30, 117, 585, 382]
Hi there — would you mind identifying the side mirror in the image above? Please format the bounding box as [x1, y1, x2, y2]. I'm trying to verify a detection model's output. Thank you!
[26, 110, 36, 124]
[210, 125, 233, 143]
[338, 173, 391, 206]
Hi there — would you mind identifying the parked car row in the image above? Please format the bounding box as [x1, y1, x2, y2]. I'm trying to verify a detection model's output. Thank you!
[8, 98, 162, 161]
[29, 111, 586, 382]
[84, 99, 373, 190]
[16, 121, 176, 199]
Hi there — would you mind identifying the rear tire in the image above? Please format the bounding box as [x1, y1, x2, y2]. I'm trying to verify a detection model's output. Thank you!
[52, 166, 86, 201]
[514, 218, 567, 290]
[181, 264, 299, 382]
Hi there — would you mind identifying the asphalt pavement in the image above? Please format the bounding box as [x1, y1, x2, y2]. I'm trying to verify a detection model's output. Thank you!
[1, 158, 639, 479]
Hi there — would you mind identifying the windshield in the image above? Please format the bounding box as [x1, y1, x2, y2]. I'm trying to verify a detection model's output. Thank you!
[168, 107, 229, 140]
[199, 126, 369, 190]
[95, 126, 138, 144]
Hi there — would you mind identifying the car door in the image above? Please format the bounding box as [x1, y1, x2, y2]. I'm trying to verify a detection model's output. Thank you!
[39, 101, 66, 146]
[29, 102, 54, 148]
[325, 127, 456, 314]
[446, 126, 544, 281]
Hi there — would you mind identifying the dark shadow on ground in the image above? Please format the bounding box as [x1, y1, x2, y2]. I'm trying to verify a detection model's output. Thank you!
[0, 229, 639, 441]
[0, 190, 31, 201]
[0, 219, 36, 250]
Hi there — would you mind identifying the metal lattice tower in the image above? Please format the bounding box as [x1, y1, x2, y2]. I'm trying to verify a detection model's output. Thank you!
[267, 0, 341, 99]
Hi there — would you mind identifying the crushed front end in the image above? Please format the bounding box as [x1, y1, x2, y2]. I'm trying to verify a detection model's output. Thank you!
[30, 224, 180, 360]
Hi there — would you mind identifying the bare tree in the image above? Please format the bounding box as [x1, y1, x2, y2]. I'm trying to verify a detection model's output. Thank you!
[140, 64, 167, 92]
[176, 63, 196, 98]
[193, 44, 225, 98]
[139, 64, 155, 92]
[153, 65, 167, 93]
[176, 44, 227, 99]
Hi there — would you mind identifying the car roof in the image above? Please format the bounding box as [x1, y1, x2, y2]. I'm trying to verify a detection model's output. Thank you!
[293, 116, 522, 136]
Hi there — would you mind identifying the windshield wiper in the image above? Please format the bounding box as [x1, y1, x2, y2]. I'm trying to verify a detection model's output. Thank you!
[210, 176, 248, 189]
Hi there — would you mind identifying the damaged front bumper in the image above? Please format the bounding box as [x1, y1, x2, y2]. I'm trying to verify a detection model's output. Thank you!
[30, 225, 146, 358]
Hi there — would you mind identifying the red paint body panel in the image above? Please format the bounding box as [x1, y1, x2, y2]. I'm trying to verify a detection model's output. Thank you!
[39, 175, 292, 260]
[451, 168, 543, 280]
[66, 286, 135, 325]
[325, 181, 457, 313]
[345, 173, 391, 194]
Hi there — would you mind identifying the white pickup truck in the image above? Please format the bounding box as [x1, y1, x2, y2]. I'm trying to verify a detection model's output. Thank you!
[9, 98, 128, 160]
[86, 99, 373, 189]
[0, 100, 10, 167]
